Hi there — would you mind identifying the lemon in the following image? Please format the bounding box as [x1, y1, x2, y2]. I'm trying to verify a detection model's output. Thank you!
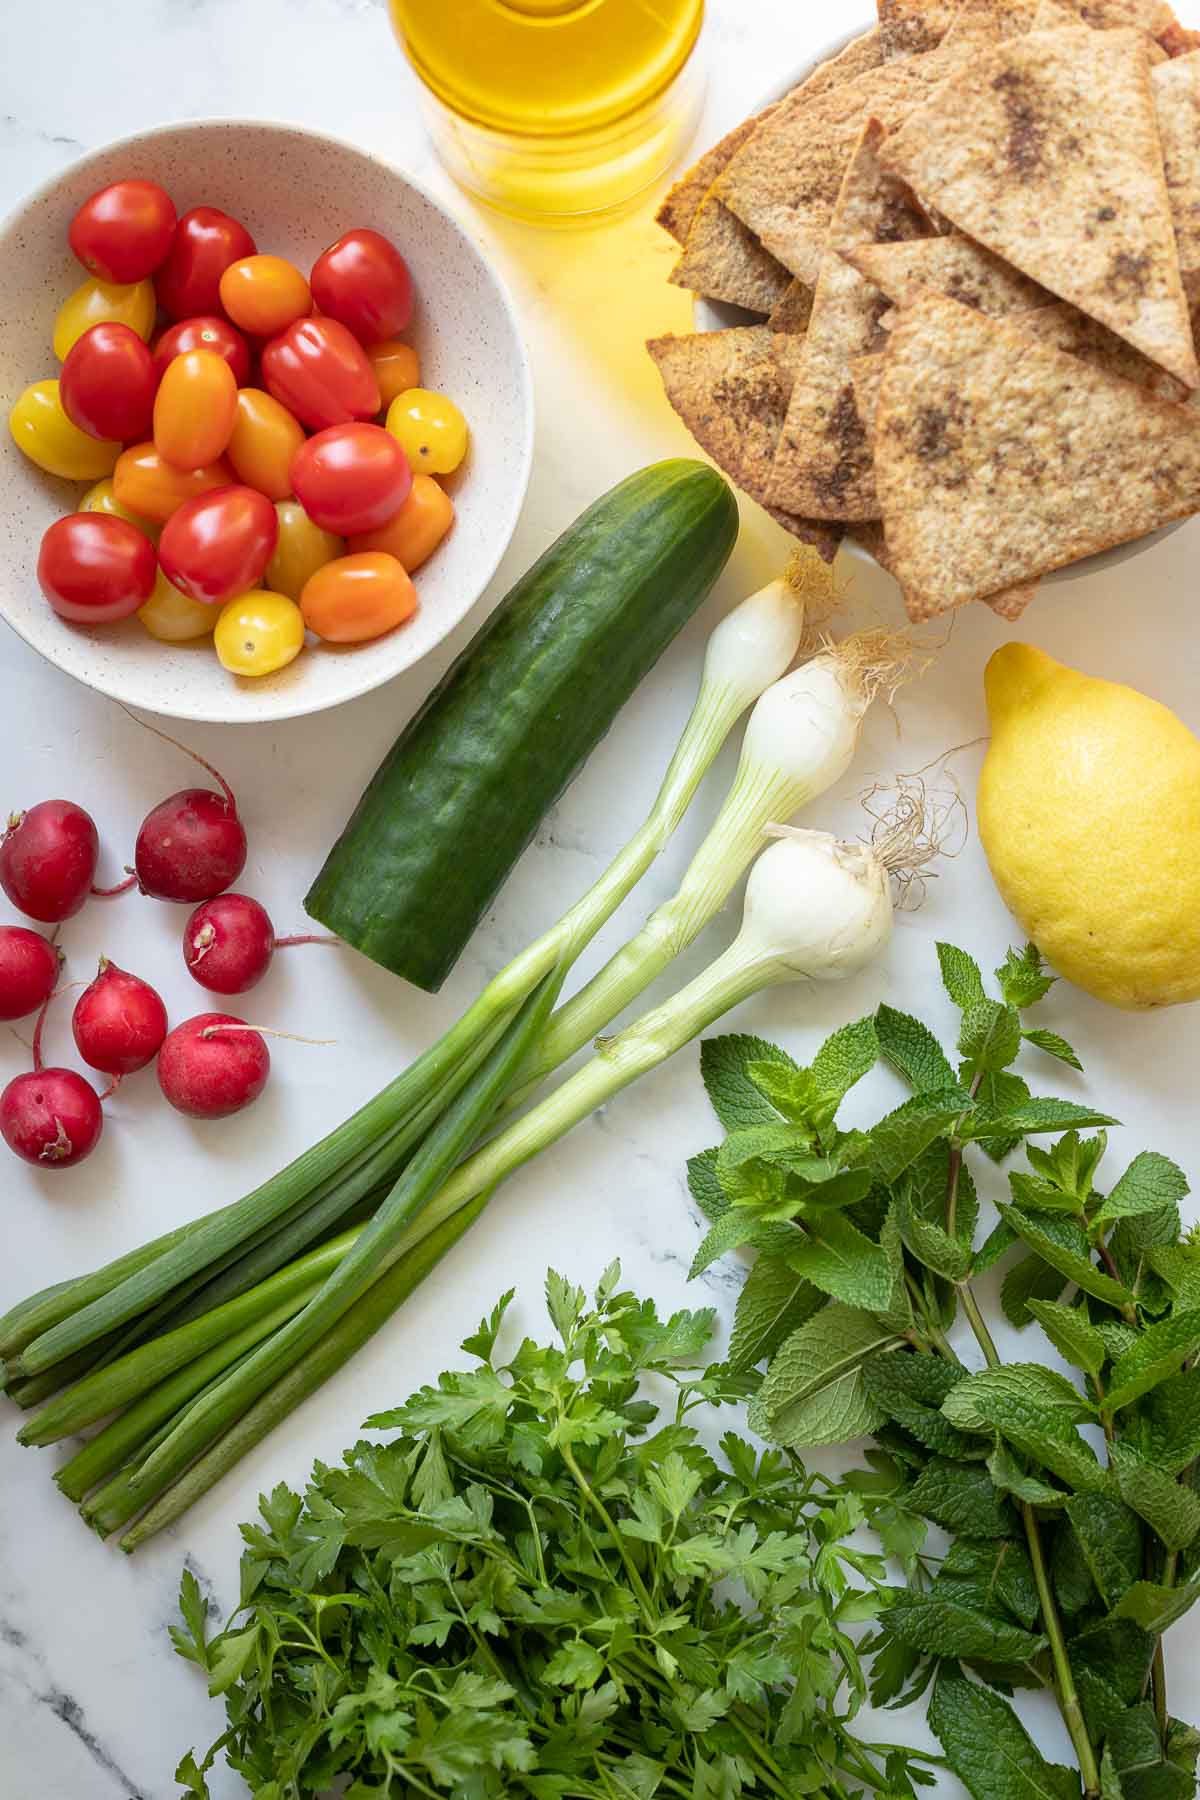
[978, 644, 1200, 1011]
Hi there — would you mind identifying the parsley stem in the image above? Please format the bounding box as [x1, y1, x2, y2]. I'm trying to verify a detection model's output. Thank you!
[558, 1439, 658, 1619]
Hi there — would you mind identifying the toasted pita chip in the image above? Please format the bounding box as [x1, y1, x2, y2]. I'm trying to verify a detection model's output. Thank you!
[788, 26, 888, 100]
[1032, 0, 1081, 25]
[1077, 0, 1174, 30]
[874, 292, 1200, 618]
[879, 28, 1200, 386]
[1161, 19, 1200, 54]
[850, 350, 889, 429]
[767, 121, 930, 520]
[646, 328, 842, 560]
[943, 0, 1040, 43]
[1153, 53, 1200, 293]
[768, 281, 816, 332]
[845, 233, 1051, 314]
[717, 39, 974, 287]
[878, 0, 961, 58]
[657, 112, 778, 245]
[1013, 299, 1187, 394]
[669, 197, 793, 314]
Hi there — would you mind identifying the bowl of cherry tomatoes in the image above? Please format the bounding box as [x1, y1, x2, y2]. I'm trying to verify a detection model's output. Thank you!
[0, 120, 534, 723]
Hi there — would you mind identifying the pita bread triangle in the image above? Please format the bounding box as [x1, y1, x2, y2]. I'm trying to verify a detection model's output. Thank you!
[1153, 52, 1200, 294]
[669, 197, 793, 314]
[877, 0, 961, 59]
[845, 233, 1051, 315]
[879, 27, 1200, 385]
[873, 291, 1200, 618]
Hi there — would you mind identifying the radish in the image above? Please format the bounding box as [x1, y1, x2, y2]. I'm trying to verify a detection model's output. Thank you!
[182, 893, 336, 995]
[126, 717, 247, 904]
[0, 927, 61, 1021]
[71, 958, 168, 1077]
[0, 1068, 104, 1168]
[157, 1013, 270, 1119]
[0, 801, 99, 922]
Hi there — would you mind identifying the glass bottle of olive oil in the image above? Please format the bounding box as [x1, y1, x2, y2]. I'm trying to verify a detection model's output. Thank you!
[389, 0, 705, 221]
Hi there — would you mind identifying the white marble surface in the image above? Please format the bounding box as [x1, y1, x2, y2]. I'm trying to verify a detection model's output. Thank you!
[2, 3, 1199, 1795]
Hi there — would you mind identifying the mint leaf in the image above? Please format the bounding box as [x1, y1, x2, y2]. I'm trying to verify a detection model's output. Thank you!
[943, 1365, 1095, 1432]
[1022, 1029, 1083, 1072]
[1026, 1301, 1108, 1381]
[988, 1444, 1068, 1509]
[875, 1002, 958, 1093]
[884, 1591, 1047, 1662]
[1109, 1444, 1200, 1552]
[742, 1065, 826, 1128]
[1093, 1152, 1190, 1232]
[689, 1206, 793, 1279]
[1107, 1703, 1194, 1800]
[1028, 1131, 1108, 1205]
[1064, 1494, 1142, 1607]
[967, 1100, 1119, 1141]
[700, 1035, 797, 1130]
[1128, 1372, 1200, 1475]
[850, 1092, 970, 1184]
[726, 1259, 824, 1374]
[1104, 1311, 1200, 1416]
[1112, 1578, 1200, 1635]
[810, 1015, 879, 1101]
[717, 1121, 822, 1177]
[1000, 1253, 1070, 1327]
[996, 945, 1057, 1011]
[939, 1537, 1040, 1630]
[905, 1457, 1013, 1539]
[686, 1148, 725, 1223]
[959, 1001, 1022, 1072]
[897, 1203, 973, 1281]
[787, 1213, 896, 1311]
[999, 1206, 1135, 1308]
[1147, 1247, 1200, 1312]
[976, 1218, 1019, 1274]
[944, 1374, 1108, 1495]
[863, 1352, 976, 1458]
[929, 1668, 1082, 1800]
[757, 1304, 902, 1449]
[937, 942, 988, 1011]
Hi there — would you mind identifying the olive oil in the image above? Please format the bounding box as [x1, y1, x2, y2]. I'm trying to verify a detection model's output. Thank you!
[389, 0, 705, 220]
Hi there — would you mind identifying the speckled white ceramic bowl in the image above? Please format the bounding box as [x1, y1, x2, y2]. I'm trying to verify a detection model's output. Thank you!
[0, 119, 534, 723]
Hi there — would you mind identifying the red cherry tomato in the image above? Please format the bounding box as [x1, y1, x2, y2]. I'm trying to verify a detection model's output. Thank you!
[37, 514, 157, 623]
[261, 317, 380, 432]
[68, 180, 177, 284]
[153, 349, 238, 470]
[155, 206, 257, 321]
[310, 228, 414, 345]
[290, 423, 412, 535]
[153, 315, 251, 387]
[59, 322, 157, 442]
[158, 485, 279, 606]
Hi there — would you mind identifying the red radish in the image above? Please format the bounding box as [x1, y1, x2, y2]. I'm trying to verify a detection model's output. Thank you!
[0, 1068, 103, 1168]
[183, 892, 336, 995]
[125, 717, 247, 903]
[0, 801, 99, 922]
[157, 1012, 270, 1118]
[71, 958, 168, 1076]
[0, 927, 61, 1021]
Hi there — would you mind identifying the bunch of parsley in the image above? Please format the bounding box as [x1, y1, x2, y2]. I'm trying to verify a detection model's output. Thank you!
[689, 940, 1200, 1800]
[173, 1268, 937, 1800]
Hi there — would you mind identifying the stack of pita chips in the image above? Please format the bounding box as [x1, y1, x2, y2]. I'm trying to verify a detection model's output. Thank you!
[650, 0, 1200, 620]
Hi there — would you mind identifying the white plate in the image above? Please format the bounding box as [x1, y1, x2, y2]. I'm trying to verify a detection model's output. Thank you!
[0, 119, 535, 723]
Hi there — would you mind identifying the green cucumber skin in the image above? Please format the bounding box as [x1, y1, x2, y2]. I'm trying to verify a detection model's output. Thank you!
[304, 460, 739, 992]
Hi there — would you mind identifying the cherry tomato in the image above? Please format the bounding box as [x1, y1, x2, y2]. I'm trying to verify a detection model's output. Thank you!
[290, 422, 411, 535]
[260, 317, 379, 432]
[53, 277, 156, 360]
[310, 228, 414, 344]
[365, 338, 421, 411]
[113, 443, 234, 523]
[69, 180, 176, 283]
[153, 316, 250, 387]
[59, 323, 157, 443]
[226, 389, 305, 501]
[214, 591, 305, 677]
[153, 349, 238, 470]
[351, 473, 454, 572]
[159, 485, 278, 606]
[219, 255, 311, 336]
[9, 381, 120, 480]
[300, 551, 416, 643]
[264, 501, 343, 601]
[386, 388, 468, 475]
[155, 206, 257, 321]
[138, 568, 215, 642]
[37, 514, 156, 623]
[79, 477, 159, 542]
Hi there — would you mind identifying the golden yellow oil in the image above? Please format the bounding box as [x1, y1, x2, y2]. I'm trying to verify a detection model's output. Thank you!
[389, 0, 705, 220]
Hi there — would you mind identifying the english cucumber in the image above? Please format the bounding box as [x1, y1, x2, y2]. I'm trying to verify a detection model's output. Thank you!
[305, 460, 738, 991]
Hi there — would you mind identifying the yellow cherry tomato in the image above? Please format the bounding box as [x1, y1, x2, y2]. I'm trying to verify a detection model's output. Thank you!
[113, 442, 234, 524]
[226, 389, 305, 501]
[79, 478, 160, 543]
[214, 590, 305, 677]
[9, 380, 120, 480]
[153, 349, 238, 470]
[385, 387, 468, 475]
[53, 276, 156, 360]
[366, 338, 421, 411]
[218, 255, 312, 336]
[264, 500, 343, 600]
[350, 474, 454, 572]
[137, 569, 215, 643]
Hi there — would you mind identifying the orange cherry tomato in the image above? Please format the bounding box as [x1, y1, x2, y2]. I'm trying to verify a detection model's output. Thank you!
[365, 339, 421, 411]
[350, 474, 454, 572]
[153, 349, 238, 470]
[225, 388, 305, 501]
[300, 551, 416, 643]
[219, 255, 311, 336]
[113, 442, 234, 523]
